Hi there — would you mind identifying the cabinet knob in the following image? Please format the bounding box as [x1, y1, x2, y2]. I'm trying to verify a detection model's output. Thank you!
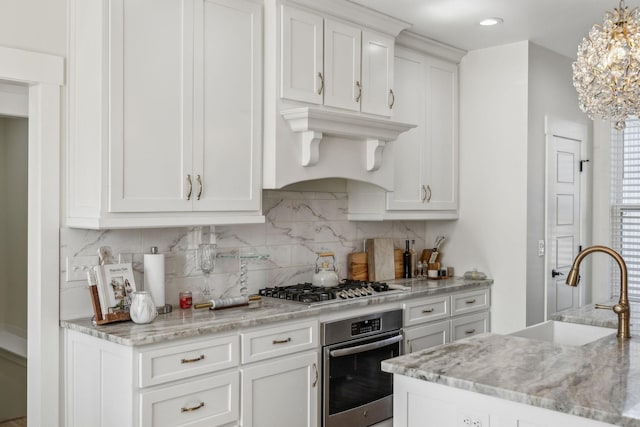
[426, 185, 432, 202]
[421, 185, 428, 202]
[388, 89, 395, 109]
[355, 81, 362, 102]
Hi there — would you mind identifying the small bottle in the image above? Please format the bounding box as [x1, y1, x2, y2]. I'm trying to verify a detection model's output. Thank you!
[410, 240, 417, 278]
[403, 240, 411, 278]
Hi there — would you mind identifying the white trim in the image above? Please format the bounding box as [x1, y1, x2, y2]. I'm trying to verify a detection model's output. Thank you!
[0, 46, 63, 427]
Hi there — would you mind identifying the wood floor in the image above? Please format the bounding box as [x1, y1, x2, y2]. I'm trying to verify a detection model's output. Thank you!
[0, 417, 26, 427]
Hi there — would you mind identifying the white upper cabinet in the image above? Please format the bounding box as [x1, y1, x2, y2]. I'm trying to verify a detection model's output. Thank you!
[324, 19, 362, 112]
[281, 6, 324, 104]
[386, 48, 458, 212]
[280, 3, 395, 117]
[263, 0, 413, 190]
[361, 30, 395, 116]
[67, 0, 264, 228]
[347, 37, 464, 220]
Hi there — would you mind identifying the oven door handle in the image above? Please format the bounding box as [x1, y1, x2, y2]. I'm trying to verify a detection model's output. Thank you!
[329, 334, 403, 358]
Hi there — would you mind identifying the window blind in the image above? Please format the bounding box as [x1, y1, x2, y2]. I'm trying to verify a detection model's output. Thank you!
[611, 117, 640, 300]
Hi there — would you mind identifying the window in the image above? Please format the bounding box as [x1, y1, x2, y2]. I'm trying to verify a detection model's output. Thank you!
[611, 117, 640, 300]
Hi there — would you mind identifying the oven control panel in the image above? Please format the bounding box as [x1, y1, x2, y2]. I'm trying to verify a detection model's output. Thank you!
[351, 318, 381, 336]
[323, 309, 403, 346]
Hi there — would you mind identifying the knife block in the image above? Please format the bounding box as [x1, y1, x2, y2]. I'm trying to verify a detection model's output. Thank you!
[89, 284, 131, 325]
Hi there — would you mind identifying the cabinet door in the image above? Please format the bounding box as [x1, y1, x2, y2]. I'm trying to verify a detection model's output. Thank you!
[451, 312, 489, 342]
[241, 351, 319, 427]
[387, 53, 458, 213]
[139, 372, 239, 427]
[423, 58, 458, 210]
[194, 0, 262, 211]
[361, 30, 394, 117]
[404, 320, 450, 354]
[386, 47, 427, 210]
[281, 5, 324, 104]
[323, 19, 361, 112]
[109, 0, 193, 213]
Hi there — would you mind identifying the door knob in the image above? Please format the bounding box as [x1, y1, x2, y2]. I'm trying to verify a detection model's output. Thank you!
[551, 269, 564, 278]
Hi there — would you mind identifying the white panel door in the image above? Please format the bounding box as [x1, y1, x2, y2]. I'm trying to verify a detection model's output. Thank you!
[109, 0, 192, 212]
[323, 19, 361, 112]
[545, 117, 585, 316]
[241, 352, 319, 427]
[386, 47, 427, 210]
[195, 0, 262, 211]
[361, 30, 394, 117]
[281, 5, 324, 104]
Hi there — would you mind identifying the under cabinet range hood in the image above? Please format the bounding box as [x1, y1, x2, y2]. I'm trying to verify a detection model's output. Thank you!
[263, 0, 414, 190]
[263, 107, 415, 190]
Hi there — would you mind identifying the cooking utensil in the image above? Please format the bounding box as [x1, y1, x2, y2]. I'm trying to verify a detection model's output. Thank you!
[312, 252, 339, 287]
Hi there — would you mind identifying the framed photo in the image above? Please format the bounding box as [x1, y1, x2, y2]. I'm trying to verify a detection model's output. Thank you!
[93, 263, 137, 315]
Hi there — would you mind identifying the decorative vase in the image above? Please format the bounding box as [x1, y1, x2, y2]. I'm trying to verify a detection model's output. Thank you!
[130, 291, 157, 324]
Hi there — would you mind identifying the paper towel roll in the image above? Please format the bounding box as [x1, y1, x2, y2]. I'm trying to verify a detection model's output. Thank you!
[144, 248, 165, 308]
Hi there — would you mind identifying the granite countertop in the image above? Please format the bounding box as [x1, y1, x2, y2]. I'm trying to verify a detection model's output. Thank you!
[382, 301, 640, 427]
[61, 277, 492, 346]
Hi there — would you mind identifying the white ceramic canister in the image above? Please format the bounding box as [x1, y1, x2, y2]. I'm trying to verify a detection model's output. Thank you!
[130, 291, 158, 324]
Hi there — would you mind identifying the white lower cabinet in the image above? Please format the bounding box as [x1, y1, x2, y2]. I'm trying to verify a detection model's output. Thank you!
[241, 351, 319, 427]
[403, 288, 491, 354]
[404, 320, 450, 354]
[140, 371, 239, 427]
[64, 330, 241, 427]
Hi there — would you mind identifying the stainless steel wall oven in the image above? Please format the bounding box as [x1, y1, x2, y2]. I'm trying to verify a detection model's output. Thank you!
[322, 309, 403, 427]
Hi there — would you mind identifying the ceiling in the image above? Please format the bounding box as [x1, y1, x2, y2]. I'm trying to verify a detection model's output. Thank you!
[349, 0, 623, 59]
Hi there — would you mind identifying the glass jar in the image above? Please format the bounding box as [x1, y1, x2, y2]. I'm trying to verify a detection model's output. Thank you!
[179, 291, 193, 309]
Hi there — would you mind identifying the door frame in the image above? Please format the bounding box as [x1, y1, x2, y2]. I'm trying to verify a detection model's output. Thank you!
[544, 115, 588, 320]
[0, 46, 63, 427]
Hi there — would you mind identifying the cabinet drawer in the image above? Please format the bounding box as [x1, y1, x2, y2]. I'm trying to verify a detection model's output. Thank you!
[403, 296, 450, 327]
[138, 335, 239, 388]
[451, 312, 489, 341]
[404, 320, 450, 354]
[451, 288, 490, 316]
[241, 320, 318, 364]
[139, 371, 239, 427]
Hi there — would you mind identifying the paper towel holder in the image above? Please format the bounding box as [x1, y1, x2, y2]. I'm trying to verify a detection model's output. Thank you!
[146, 246, 173, 315]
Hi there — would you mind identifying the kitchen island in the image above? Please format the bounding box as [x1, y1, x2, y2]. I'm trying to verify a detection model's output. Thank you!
[382, 304, 640, 427]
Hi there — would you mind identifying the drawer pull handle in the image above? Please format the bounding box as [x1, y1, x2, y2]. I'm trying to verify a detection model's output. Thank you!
[465, 328, 476, 334]
[465, 299, 477, 304]
[422, 308, 435, 313]
[273, 337, 292, 345]
[181, 355, 205, 364]
[181, 402, 205, 413]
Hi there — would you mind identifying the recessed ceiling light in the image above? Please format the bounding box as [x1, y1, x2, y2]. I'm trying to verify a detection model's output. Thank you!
[479, 17, 504, 26]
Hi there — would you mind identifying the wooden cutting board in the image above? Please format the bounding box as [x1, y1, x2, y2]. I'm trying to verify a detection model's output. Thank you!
[394, 249, 403, 279]
[347, 252, 368, 281]
[366, 238, 395, 281]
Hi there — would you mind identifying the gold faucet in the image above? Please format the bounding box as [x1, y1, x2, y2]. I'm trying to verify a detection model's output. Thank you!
[566, 245, 630, 339]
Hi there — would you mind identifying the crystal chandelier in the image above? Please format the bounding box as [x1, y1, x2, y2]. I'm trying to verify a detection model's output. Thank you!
[573, 0, 640, 130]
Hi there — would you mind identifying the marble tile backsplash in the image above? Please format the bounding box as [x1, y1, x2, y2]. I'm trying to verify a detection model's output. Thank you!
[60, 190, 426, 320]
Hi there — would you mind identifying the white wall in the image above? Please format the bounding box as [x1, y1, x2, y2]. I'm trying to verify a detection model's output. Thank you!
[526, 43, 593, 325]
[0, 117, 29, 336]
[427, 42, 530, 334]
[0, 0, 66, 56]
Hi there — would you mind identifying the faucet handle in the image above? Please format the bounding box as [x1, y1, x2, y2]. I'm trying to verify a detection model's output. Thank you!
[595, 303, 614, 310]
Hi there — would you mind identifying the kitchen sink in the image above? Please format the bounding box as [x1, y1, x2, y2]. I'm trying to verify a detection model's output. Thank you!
[509, 320, 615, 346]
